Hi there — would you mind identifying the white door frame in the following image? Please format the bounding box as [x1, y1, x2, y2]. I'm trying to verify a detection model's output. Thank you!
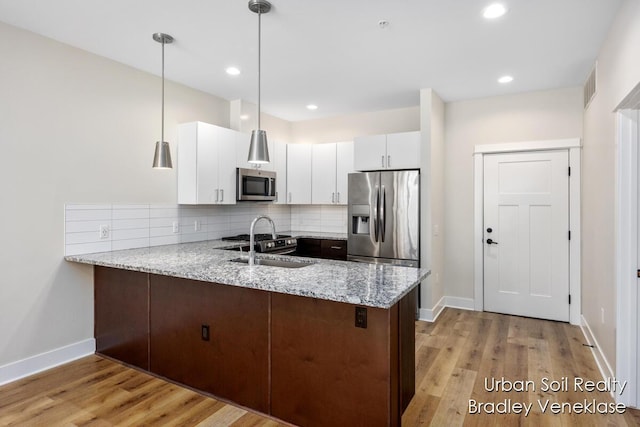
[473, 138, 582, 325]
[615, 108, 639, 407]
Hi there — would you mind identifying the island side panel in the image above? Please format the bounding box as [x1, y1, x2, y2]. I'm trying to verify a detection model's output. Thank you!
[271, 293, 399, 427]
[148, 274, 270, 413]
[399, 287, 417, 411]
[94, 266, 149, 370]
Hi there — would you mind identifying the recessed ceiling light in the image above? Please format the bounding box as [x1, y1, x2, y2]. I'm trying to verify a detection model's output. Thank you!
[306, 104, 318, 110]
[226, 67, 241, 76]
[483, 3, 507, 19]
[498, 75, 514, 84]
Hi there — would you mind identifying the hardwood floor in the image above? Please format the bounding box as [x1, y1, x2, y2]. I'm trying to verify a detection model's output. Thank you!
[403, 308, 640, 426]
[1, 308, 639, 426]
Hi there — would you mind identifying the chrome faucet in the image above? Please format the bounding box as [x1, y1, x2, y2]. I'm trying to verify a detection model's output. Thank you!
[249, 215, 277, 266]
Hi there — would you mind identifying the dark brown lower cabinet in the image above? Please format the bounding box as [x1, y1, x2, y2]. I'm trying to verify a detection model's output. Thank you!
[271, 293, 408, 427]
[149, 274, 270, 413]
[94, 267, 149, 370]
[94, 266, 415, 426]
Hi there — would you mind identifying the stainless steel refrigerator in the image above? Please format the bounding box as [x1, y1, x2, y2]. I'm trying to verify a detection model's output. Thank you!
[347, 170, 420, 267]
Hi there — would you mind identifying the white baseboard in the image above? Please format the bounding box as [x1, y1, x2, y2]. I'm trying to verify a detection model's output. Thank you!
[0, 338, 96, 386]
[444, 296, 475, 311]
[580, 315, 615, 396]
[419, 296, 475, 322]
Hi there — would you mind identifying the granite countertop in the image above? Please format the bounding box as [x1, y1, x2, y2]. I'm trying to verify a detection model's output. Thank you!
[65, 239, 429, 309]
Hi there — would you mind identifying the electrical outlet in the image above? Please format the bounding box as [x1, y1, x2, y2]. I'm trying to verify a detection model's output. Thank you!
[194, 220, 201, 231]
[201, 324, 210, 341]
[172, 221, 179, 233]
[99, 225, 109, 239]
[355, 307, 367, 328]
[433, 224, 439, 236]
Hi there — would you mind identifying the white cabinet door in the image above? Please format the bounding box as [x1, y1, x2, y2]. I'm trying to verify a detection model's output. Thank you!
[386, 131, 420, 169]
[272, 140, 288, 204]
[235, 131, 251, 170]
[287, 144, 312, 204]
[354, 134, 386, 171]
[177, 121, 237, 205]
[335, 141, 354, 205]
[215, 126, 238, 205]
[311, 143, 337, 205]
[195, 123, 219, 204]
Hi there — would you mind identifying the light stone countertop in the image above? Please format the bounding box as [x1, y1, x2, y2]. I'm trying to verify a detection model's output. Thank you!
[65, 239, 428, 309]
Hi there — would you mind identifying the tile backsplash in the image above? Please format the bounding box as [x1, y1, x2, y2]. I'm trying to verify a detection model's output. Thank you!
[64, 203, 347, 256]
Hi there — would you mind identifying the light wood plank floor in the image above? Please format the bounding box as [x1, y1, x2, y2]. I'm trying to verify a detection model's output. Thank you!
[1, 308, 640, 426]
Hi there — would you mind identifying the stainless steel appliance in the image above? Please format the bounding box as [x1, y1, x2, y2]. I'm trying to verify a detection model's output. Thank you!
[347, 170, 420, 267]
[236, 168, 276, 201]
[221, 237, 298, 255]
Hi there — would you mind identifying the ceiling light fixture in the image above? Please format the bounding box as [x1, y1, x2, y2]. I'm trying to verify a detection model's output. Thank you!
[306, 104, 318, 110]
[226, 66, 241, 76]
[498, 75, 514, 83]
[247, 0, 272, 165]
[152, 33, 174, 169]
[483, 3, 507, 19]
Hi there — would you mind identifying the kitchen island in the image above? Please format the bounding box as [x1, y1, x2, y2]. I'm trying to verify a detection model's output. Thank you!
[66, 240, 429, 427]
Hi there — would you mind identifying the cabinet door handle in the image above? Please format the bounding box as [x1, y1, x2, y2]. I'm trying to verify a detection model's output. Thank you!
[330, 246, 343, 250]
[215, 189, 219, 203]
[337, 192, 340, 203]
[381, 155, 385, 168]
[387, 155, 391, 168]
[220, 189, 224, 202]
[332, 192, 335, 203]
[288, 192, 292, 203]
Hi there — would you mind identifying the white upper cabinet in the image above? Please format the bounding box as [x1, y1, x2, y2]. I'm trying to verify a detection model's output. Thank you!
[311, 142, 354, 205]
[272, 140, 288, 204]
[335, 141, 354, 205]
[353, 131, 420, 171]
[386, 131, 421, 169]
[311, 143, 337, 205]
[353, 134, 387, 171]
[286, 144, 312, 204]
[177, 122, 236, 205]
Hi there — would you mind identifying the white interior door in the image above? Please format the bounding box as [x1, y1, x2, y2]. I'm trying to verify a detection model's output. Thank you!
[483, 150, 570, 321]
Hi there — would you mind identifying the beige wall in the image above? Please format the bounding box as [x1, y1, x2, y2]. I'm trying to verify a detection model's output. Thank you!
[229, 99, 292, 143]
[443, 88, 584, 303]
[0, 22, 230, 366]
[290, 106, 419, 144]
[420, 89, 445, 310]
[582, 0, 640, 370]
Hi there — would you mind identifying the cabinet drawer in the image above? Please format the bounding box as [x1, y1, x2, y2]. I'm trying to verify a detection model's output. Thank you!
[296, 238, 322, 258]
[321, 239, 347, 261]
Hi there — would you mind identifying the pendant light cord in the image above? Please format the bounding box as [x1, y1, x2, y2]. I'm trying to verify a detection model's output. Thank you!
[257, 9, 261, 131]
[161, 39, 165, 143]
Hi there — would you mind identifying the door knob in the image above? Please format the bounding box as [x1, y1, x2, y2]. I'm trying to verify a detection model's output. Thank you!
[486, 238, 498, 245]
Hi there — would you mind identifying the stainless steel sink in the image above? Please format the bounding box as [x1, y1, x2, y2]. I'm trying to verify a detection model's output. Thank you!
[229, 257, 313, 268]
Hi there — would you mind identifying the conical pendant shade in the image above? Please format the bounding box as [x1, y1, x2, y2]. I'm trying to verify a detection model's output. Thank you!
[248, 130, 270, 164]
[152, 141, 173, 169]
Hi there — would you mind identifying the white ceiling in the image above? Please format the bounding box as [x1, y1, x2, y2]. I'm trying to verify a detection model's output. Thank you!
[0, 0, 622, 122]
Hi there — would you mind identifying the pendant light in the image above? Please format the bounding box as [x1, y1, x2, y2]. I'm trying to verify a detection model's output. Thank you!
[247, 0, 272, 164]
[152, 32, 174, 169]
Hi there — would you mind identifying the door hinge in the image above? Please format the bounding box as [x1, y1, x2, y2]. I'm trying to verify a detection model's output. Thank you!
[569, 294, 571, 304]
[568, 230, 571, 240]
[568, 167, 571, 176]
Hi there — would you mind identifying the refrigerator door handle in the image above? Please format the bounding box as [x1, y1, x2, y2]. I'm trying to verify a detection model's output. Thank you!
[380, 185, 386, 242]
[373, 186, 380, 242]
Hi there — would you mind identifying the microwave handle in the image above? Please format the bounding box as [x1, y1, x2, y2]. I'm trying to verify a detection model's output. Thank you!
[268, 178, 274, 197]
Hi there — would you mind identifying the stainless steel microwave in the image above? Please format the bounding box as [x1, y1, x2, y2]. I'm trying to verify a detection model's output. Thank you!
[236, 168, 276, 201]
